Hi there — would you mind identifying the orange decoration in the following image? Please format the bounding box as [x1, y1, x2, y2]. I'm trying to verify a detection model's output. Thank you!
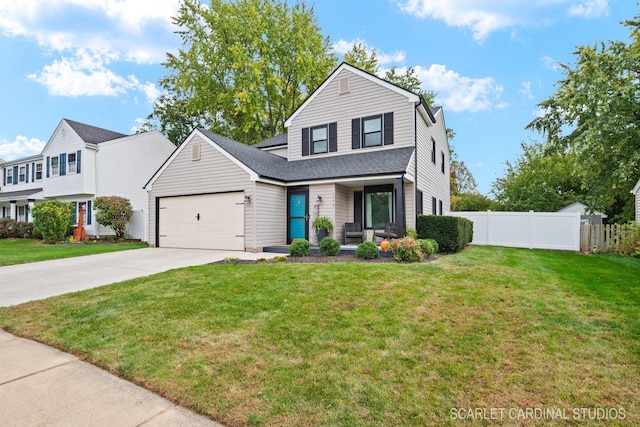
[380, 240, 389, 251]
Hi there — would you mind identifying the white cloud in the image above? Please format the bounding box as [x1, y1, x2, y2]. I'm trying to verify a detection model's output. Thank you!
[414, 64, 505, 112]
[398, 0, 609, 41]
[541, 54, 561, 70]
[332, 39, 406, 67]
[0, 136, 46, 161]
[26, 49, 160, 102]
[520, 81, 534, 100]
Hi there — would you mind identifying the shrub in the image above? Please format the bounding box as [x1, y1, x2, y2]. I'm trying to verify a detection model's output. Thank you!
[389, 236, 423, 262]
[272, 255, 288, 263]
[94, 196, 133, 239]
[289, 238, 310, 257]
[405, 227, 417, 238]
[0, 218, 32, 238]
[32, 201, 73, 243]
[417, 239, 436, 257]
[416, 215, 473, 253]
[356, 240, 379, 259]
[425, 238, 439, 254]
[223, 257, 240, 263]
[319, 236, 341, 256]
[621, 223, 640, 257]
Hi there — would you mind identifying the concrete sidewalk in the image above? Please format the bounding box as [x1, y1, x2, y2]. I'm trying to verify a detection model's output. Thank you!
[0, 330, 222, 426]
[0, 247, 279, 307]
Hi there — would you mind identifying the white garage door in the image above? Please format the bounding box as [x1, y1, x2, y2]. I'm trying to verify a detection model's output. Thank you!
[158, 193, 245, 250]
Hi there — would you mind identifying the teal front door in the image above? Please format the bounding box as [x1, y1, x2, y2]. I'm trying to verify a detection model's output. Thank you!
[288, 189, 308, 243]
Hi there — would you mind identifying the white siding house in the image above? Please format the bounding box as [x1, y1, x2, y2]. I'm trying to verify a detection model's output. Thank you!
[1, 119, 175, 241]
[632, 179, 640, 222]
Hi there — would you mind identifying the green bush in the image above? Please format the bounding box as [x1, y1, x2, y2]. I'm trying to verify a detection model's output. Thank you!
[94, 196, 133, 239]
[272, 256, 288, 263]
[319, 237, 341, 256]
[289, 239, 310, 257]
[416, 239, 436, 257]
[389, 237, 423, 262]
[356, 241, 379, 259]
[32, 201, 73, 244]
[425, 238, 439, 254]
[416, 215, 473, 253]
[621, 223, 640, 257]
[405, 227, 417, 238]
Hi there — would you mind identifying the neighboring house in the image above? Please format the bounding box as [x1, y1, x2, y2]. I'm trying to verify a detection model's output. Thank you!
[145, 62, 451, 251]
[633, 179, 640, 222]
[558, 202, 607, 225]
[0, 119, 175, 241]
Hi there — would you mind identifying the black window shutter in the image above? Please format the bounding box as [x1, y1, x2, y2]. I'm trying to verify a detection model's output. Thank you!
[60, 153, 67, 176]
[26, 164, 29, 183]
[383, 112, 394, 145]
[13, 166, 18, 184]
[87, 200, 92, 225]
[301, 127, 310, 156]
[432, 197, 437, 215]
[77, 150, 82, 173]
[354, 191, 363, 223]
[431, 138, 436, 163]
[328, 122, 337, 152]
[46, 157, 50, 178]
[2, 168, 5, 186]
[31, 162, 35, 181]
[351, 118, 361, 149]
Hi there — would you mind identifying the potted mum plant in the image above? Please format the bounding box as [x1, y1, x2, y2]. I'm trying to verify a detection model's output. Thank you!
[312, 216, 334, 242]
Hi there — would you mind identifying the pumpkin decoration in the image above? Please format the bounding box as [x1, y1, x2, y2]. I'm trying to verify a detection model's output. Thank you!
[380, 240, 389, 251]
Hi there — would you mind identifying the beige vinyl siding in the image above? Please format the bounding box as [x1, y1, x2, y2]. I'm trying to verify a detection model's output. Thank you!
[405, 181, 415, 230]
[263, 146, 288, 158]
[334, 184, 350, 243]
[148, 135, 253, 248]
[415, 109, 450, 215]
[254, 182, 286, 248]
[636, 192, 640, 222]
[288, 68, 416, 161]
[309, 183, 336, 244]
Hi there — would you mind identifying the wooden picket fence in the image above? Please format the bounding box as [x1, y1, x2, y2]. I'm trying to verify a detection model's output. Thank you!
[580, 223, 635, 253]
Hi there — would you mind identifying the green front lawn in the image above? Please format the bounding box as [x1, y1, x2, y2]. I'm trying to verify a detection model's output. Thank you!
[0, 239, 148, 266]
[0, 246, 638, 426]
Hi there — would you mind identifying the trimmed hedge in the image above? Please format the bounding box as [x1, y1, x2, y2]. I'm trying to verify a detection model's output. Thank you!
[416, 215, 473, 253]
[289, 239, 310, 257]
[0, 218, 35, 239]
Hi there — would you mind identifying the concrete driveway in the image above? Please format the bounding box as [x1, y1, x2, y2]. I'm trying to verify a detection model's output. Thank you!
[0, 247, 277, 307]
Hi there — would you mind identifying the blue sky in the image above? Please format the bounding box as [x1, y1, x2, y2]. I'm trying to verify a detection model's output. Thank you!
[0, 0, 637, 195]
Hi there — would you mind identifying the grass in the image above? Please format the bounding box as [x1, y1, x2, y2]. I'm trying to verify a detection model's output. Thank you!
[0, 239, 148, 266]
[0, 246, 638, 426]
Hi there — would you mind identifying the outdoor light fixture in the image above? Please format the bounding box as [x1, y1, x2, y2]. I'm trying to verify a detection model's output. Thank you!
[244, 195, 251, 203]
[316, 195, 322, 203]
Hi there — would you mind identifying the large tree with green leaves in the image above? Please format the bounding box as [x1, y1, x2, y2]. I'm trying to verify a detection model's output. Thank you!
[490, 142, 583, 212]
[149, 0, 337, 145]
[527, 14, 640, 222]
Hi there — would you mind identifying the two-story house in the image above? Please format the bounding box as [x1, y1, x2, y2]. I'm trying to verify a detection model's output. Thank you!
[145, 63, 450, 251]
[0, 119, 175, 241]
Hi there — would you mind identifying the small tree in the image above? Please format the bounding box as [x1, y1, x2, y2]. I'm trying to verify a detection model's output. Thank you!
[31, 201, 73, 243]
[94, 196, 133, 239]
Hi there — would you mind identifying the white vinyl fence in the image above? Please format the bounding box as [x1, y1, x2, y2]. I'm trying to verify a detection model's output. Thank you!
[449, 211, 581, 251]
[128, 209, 147, 241]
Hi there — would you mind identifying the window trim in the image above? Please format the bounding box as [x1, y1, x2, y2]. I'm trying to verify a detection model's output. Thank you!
[6, 168, 12, 185]
[35, 163, 43, 180]
[362, 115, 383, 148]
[68, 153, 76, 175]
[19, 166, 25, 183]
[51, 157, 59, 176]
[311, 125, 328, 155]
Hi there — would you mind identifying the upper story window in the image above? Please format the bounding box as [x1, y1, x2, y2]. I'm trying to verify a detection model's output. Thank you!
[441, 151, 445, 174]
[19, 166, 25, 182]
[35, 163, 42, 180]
[431, 137, 436, 163]
[301, 122, 337, 156]
[352, 112, 393, 150]
[6, 168, 12, 185]
[68, 153, 76, 174]
[312, 126, 328, 154]
[51, 157, 59, 176]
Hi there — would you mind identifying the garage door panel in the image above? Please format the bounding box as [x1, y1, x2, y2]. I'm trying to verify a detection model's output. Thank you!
[159, 193, 245, 250]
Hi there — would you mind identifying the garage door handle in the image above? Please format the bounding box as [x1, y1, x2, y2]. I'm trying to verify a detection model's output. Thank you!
[236, 234, 245, 237]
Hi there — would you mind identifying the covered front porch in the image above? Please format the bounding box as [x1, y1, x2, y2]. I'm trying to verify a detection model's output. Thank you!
[0, 188, 44, 222]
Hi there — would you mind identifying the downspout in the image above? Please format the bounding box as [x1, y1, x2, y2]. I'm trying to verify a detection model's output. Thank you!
[414, 103, 418, 228]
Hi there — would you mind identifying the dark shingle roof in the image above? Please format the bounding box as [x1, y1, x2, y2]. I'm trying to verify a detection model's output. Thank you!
[65, 119, 127, 144]
[200, 129, 413, 183]
[253, 133, 288, 149]
[0, 188, 43, 199]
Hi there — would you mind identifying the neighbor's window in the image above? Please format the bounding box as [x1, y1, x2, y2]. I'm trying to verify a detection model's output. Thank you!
[362, 115, 382, 147]
[365, 185, 393, 228]
[441, 151, 445, 174]
[6, 168, 12, 185]
[19, 166, 25, 182]
[35, 163, 43, 180]
[51, 157, 59, 176]
[68, 153, 76, 174]
[432, 197, 437, 215]
[311, 125, 328, 154]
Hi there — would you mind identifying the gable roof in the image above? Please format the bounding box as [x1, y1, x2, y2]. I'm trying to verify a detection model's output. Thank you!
[558, 202, 607, 217]
[284, 62, 436, 128]
[254, 133, 288, 149]
[632, 178, 640, 195]
[200, 129, 413, 183]
[64, 119, 127, 144]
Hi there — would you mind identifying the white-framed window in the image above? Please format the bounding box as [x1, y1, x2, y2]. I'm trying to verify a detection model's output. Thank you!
[51, 157, 59, 176]
[6, 168, 12, 185]
[362, 115, 382, 147]
[35, 163, 43, 180]
[364, 184, 394, 229]
[19, 166, 26, 182]
[68, 153, 76, 174]
[311, 125, 328, 154]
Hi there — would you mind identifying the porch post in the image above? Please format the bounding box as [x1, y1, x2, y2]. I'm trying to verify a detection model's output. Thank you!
[395, 178, 406, 236]
[27, 199, 36, 222]
[9, 200, 16, 221]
